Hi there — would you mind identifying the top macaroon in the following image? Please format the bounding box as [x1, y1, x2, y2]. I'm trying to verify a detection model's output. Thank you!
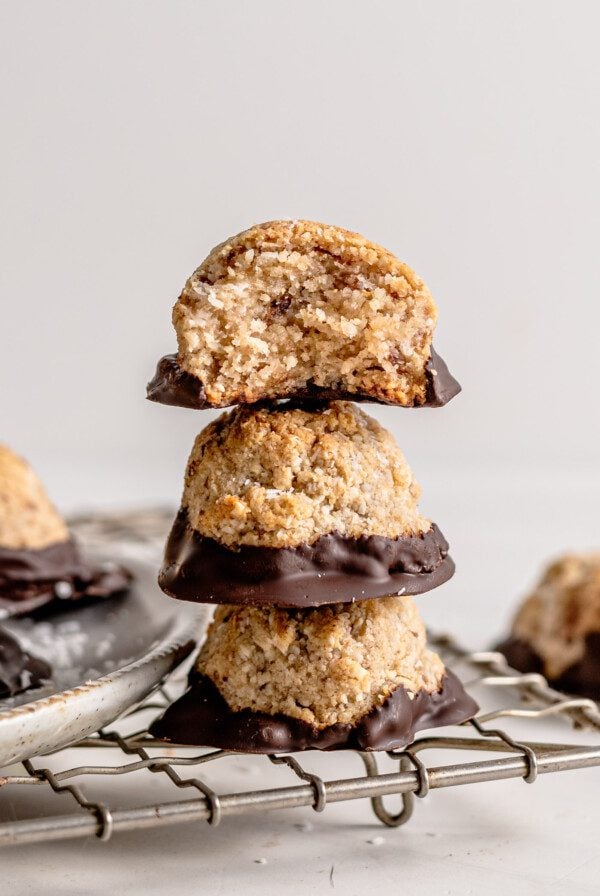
[147, 220, 460, 410]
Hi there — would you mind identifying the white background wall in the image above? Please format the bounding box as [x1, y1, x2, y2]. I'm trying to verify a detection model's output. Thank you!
[1, 1, 599, 640]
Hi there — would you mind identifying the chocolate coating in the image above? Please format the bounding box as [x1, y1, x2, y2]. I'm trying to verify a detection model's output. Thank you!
[146, 346, 461, 410]
[149, 669, 478, 752]
[497, 634, 600, 702]
[424, 346, 462, 407]
[0, 538, 132, 618]
[0, 627, 52, 699]
[159, 510, 454, 608]
[146, 353, 208, 409]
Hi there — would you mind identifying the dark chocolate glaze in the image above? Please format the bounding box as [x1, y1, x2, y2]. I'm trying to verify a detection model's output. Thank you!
[0, 537, 84, 585]
[159, 510, 454, 608]
[497, 634, 600, 702]
[0, 627, 52, 699]
[146, 346, 461, 410]
[149, 669, 478, 752]
[424, 346, 462, 408]
[146, 353, 209, 409]
[0, 538, 132, 618]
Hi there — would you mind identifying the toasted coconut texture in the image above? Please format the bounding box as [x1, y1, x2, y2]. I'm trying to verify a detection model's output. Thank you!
[498, 553, 600, 698]
[0, 445, 69, 550]
[197, 596, 445, 728]
[160, 400, 453, 607]
[182, 401, 428, 549]
[150, 599, 478, 750]
[169, 220, 449, 408]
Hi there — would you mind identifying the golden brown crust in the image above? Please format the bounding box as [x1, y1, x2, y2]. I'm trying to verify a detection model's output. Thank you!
[181, 401, 429, 548]
[172, 220, 438, 407]
[196, 596, 445, 728]
[0, 444, 69, 550]
[195, 220, 425, 289]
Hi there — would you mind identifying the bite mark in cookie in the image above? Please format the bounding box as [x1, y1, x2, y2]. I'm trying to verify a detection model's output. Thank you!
[148, 220, 460, 409]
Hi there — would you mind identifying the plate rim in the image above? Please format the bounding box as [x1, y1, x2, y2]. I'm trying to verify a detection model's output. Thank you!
[0, 607, 200, 767]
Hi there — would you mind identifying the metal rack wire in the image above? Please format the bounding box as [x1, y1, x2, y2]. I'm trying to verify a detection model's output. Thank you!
[1, 633, 599, 847]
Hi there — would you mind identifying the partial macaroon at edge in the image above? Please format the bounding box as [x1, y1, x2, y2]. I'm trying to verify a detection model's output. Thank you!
[496, 551, 600, 700]
[0, 444, 132, 617]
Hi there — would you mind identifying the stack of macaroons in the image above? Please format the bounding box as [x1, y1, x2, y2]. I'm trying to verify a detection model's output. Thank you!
[0, 444, 132, 698]
[149, 220, 478, 752]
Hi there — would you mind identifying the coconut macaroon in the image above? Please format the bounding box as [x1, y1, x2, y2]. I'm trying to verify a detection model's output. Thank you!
[0, 444, 131, 616]
[147, 220, 460, 410]
[184, 400, 427, 548]
[198, 597, 444, 728]
[0, 444, 69, 551]
[150, 596, 478, 751]
[159, 402, 454, 606]
[498, 553, 600, 699]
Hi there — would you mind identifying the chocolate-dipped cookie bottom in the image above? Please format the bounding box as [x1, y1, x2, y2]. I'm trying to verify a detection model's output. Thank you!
[149, 669, 478, 753]
[497, 634, 600, 702]
[159, 511, 454, 608]
[0, 627, 52, 699]
[146, 346, 461, 411]
[0, 538, 132, 618]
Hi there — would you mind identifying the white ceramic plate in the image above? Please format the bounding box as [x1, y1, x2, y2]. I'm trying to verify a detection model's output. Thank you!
[0, 515, 207, 768]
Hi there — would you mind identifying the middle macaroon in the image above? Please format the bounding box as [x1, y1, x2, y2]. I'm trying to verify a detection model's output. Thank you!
[160, 400, 453, 608]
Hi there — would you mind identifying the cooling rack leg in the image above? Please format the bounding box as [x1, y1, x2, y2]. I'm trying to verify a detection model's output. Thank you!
[359, 753, 415, 828]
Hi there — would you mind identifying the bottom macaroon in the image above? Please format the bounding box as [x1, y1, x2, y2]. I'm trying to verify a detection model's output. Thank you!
[150, 596, 478, 752]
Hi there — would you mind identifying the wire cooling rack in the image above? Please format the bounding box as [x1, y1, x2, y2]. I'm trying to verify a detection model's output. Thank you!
[1, 510, 599, 846]
[1, 633, 599, 847]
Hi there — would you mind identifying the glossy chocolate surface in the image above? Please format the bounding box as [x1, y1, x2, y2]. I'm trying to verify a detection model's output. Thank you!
[159, 511, 454, 607]
[150, 669, 478, 752]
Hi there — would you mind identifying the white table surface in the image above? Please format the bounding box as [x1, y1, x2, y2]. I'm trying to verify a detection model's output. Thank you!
[2, 466, 600, 895]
